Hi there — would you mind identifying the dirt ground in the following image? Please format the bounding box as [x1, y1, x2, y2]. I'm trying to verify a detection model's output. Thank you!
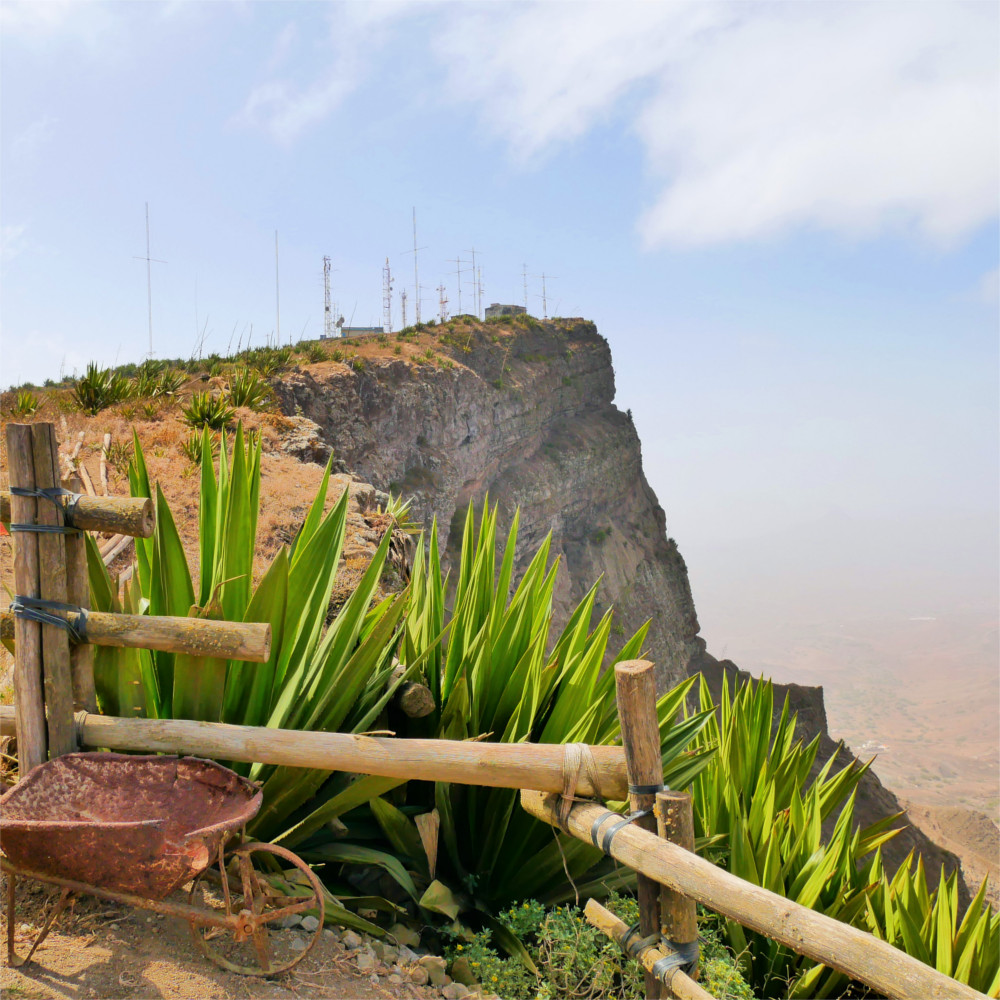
[1, 875, 433, 1000]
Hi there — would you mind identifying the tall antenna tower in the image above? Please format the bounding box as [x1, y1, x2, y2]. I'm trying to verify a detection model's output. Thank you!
[477, 267, 483, 319]
[323, 256, 333, 339]
[466, 248, 483, 317]
[448, 256, 467, 314]
[539, 273, 557, 320]
[132, 202, 166, 358]
[438, 283, 449, 323]
[275, 231, 281, 344]
[400, 288, 408, 329]
[382, 258, 394, 333]
[523, 264, 529, 312]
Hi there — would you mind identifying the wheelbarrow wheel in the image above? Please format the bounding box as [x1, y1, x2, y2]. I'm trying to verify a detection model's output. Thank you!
[188, 841, 325, 976]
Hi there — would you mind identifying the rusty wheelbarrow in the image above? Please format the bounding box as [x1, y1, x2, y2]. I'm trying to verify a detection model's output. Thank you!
[0, 752, 325, 976]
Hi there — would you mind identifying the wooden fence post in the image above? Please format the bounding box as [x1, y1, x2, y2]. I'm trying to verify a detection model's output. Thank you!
[615, 660, 664, 1000]
[64, 471, 97, 712]
[6, 424, 48, 771]
[29, 424, 77, 756]
[656, 790, 699, 981]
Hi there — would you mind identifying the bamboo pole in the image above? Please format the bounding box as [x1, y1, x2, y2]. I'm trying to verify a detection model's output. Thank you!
[584, 899, 714, 1000]
[0, 491, 154, 538]
[5, 424, 47, 772]
[63, 473, 97, 712]
[0, 610, 269, 662]
[0, 708, 629, 799]
[521, 791, 985, 1000]
[615, 659, 664, 999]
[30, 424, 76, 756]
[656, 790, 699, 981]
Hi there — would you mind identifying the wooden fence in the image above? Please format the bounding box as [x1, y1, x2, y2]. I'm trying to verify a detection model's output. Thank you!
[0, 423, 987, 1000]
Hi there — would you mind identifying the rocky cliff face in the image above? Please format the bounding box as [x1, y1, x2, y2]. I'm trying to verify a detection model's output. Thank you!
[274, 318, 701, 688]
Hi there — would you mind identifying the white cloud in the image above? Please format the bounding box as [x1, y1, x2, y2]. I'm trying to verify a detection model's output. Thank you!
[11, 116, 57, 160]
[433, 2, 999, 249]
[234, 5, 410, 145]
[1, 225, 27, 264]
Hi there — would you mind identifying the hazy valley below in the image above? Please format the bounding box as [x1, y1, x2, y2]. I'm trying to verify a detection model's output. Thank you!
[698, 610, 999, 820]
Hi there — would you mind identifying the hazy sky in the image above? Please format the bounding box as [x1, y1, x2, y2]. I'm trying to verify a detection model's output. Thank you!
[2, 1, 997, 656]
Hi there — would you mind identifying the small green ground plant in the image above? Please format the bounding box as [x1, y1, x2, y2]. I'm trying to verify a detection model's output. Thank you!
[182, 391, 234, 430]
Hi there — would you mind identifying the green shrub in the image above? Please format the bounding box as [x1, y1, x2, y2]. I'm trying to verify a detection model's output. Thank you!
[226, 367, 271, 409]
[351, 357, 365, 372]
[73, 363, 132, 414]
[13, 390, 41, 416]
[306, 344, 328, 363]
[182, 391, 234, 430]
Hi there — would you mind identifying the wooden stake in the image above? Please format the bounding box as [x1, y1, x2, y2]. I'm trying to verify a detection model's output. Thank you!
[5, 424, 47, 771]
[0, 707, 629, 799]
[1, 491, 154, 538]
[615, 659, 664, 1000]
[63, 472, 97, 712]
[656, 791, 699, 981]
[30, 423, 76, 756]
[521, 790, 984, 1000]
[584, 899, 715, 1000]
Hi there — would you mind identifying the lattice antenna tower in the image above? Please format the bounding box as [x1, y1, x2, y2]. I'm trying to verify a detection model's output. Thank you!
[438, 283, 449, 323]
[132, 202, 167, 358]
[323, 256, 334, 339]
[477, 267, 484, 319]
[382, 258, 394, 333]
[400, 288, 408, 329]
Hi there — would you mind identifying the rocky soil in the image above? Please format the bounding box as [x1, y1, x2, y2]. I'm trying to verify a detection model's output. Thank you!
[1, 874, 497, 1000]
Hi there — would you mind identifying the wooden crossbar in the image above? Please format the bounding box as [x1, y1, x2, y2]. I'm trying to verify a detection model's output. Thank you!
[0, 490, 154, 538]
[520, 790, 986, 1000]
[0, 707, 629, 800]
[1, 611, 270, 663]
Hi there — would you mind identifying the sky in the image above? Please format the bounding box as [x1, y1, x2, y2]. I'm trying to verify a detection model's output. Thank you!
[2, 1, 998, 663]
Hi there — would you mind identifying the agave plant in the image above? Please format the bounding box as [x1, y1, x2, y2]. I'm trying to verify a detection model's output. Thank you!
[86, 424, 420, 934]
[182, 391, 234, 430]
[73, 362, 132, 414]
[284, 504, 715, 937]
[226, 367, 272, 409]
[687, 674, 1000, 998]
[862, 851, 999, 996]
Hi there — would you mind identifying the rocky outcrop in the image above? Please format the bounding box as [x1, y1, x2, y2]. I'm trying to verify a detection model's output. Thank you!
[274, 319, 700, 688]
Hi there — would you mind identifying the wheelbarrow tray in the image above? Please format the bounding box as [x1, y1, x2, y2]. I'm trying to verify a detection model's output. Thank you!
[0, 752, 262, 899]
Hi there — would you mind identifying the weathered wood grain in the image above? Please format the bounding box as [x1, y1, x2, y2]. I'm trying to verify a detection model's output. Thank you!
[5, 424, 47, 771]
[0, 491, 154, 538]
[615, 659, 664, 999]
[0, 707, 629, 799]
[30, 423, 76, 756]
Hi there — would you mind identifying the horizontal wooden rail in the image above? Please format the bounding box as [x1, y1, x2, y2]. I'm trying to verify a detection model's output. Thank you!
[0, 708, 629, 800]
[521, 790, 985, 1000]
[0, 611, 270, 663]
[584, 898, 713, 1000]
[0, 491, 154, 538]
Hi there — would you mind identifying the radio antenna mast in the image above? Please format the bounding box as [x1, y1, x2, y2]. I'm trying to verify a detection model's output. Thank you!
[274, 231, 281, 345]
[132, 202, 166, 358]
[447, 256, 467, 315]
[523, 263, 529, 312]
[323, 256, 334, 339]
[401, 288, 408, 329]
[383, 258, 394, 333]
[438, 283, 449, 323]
